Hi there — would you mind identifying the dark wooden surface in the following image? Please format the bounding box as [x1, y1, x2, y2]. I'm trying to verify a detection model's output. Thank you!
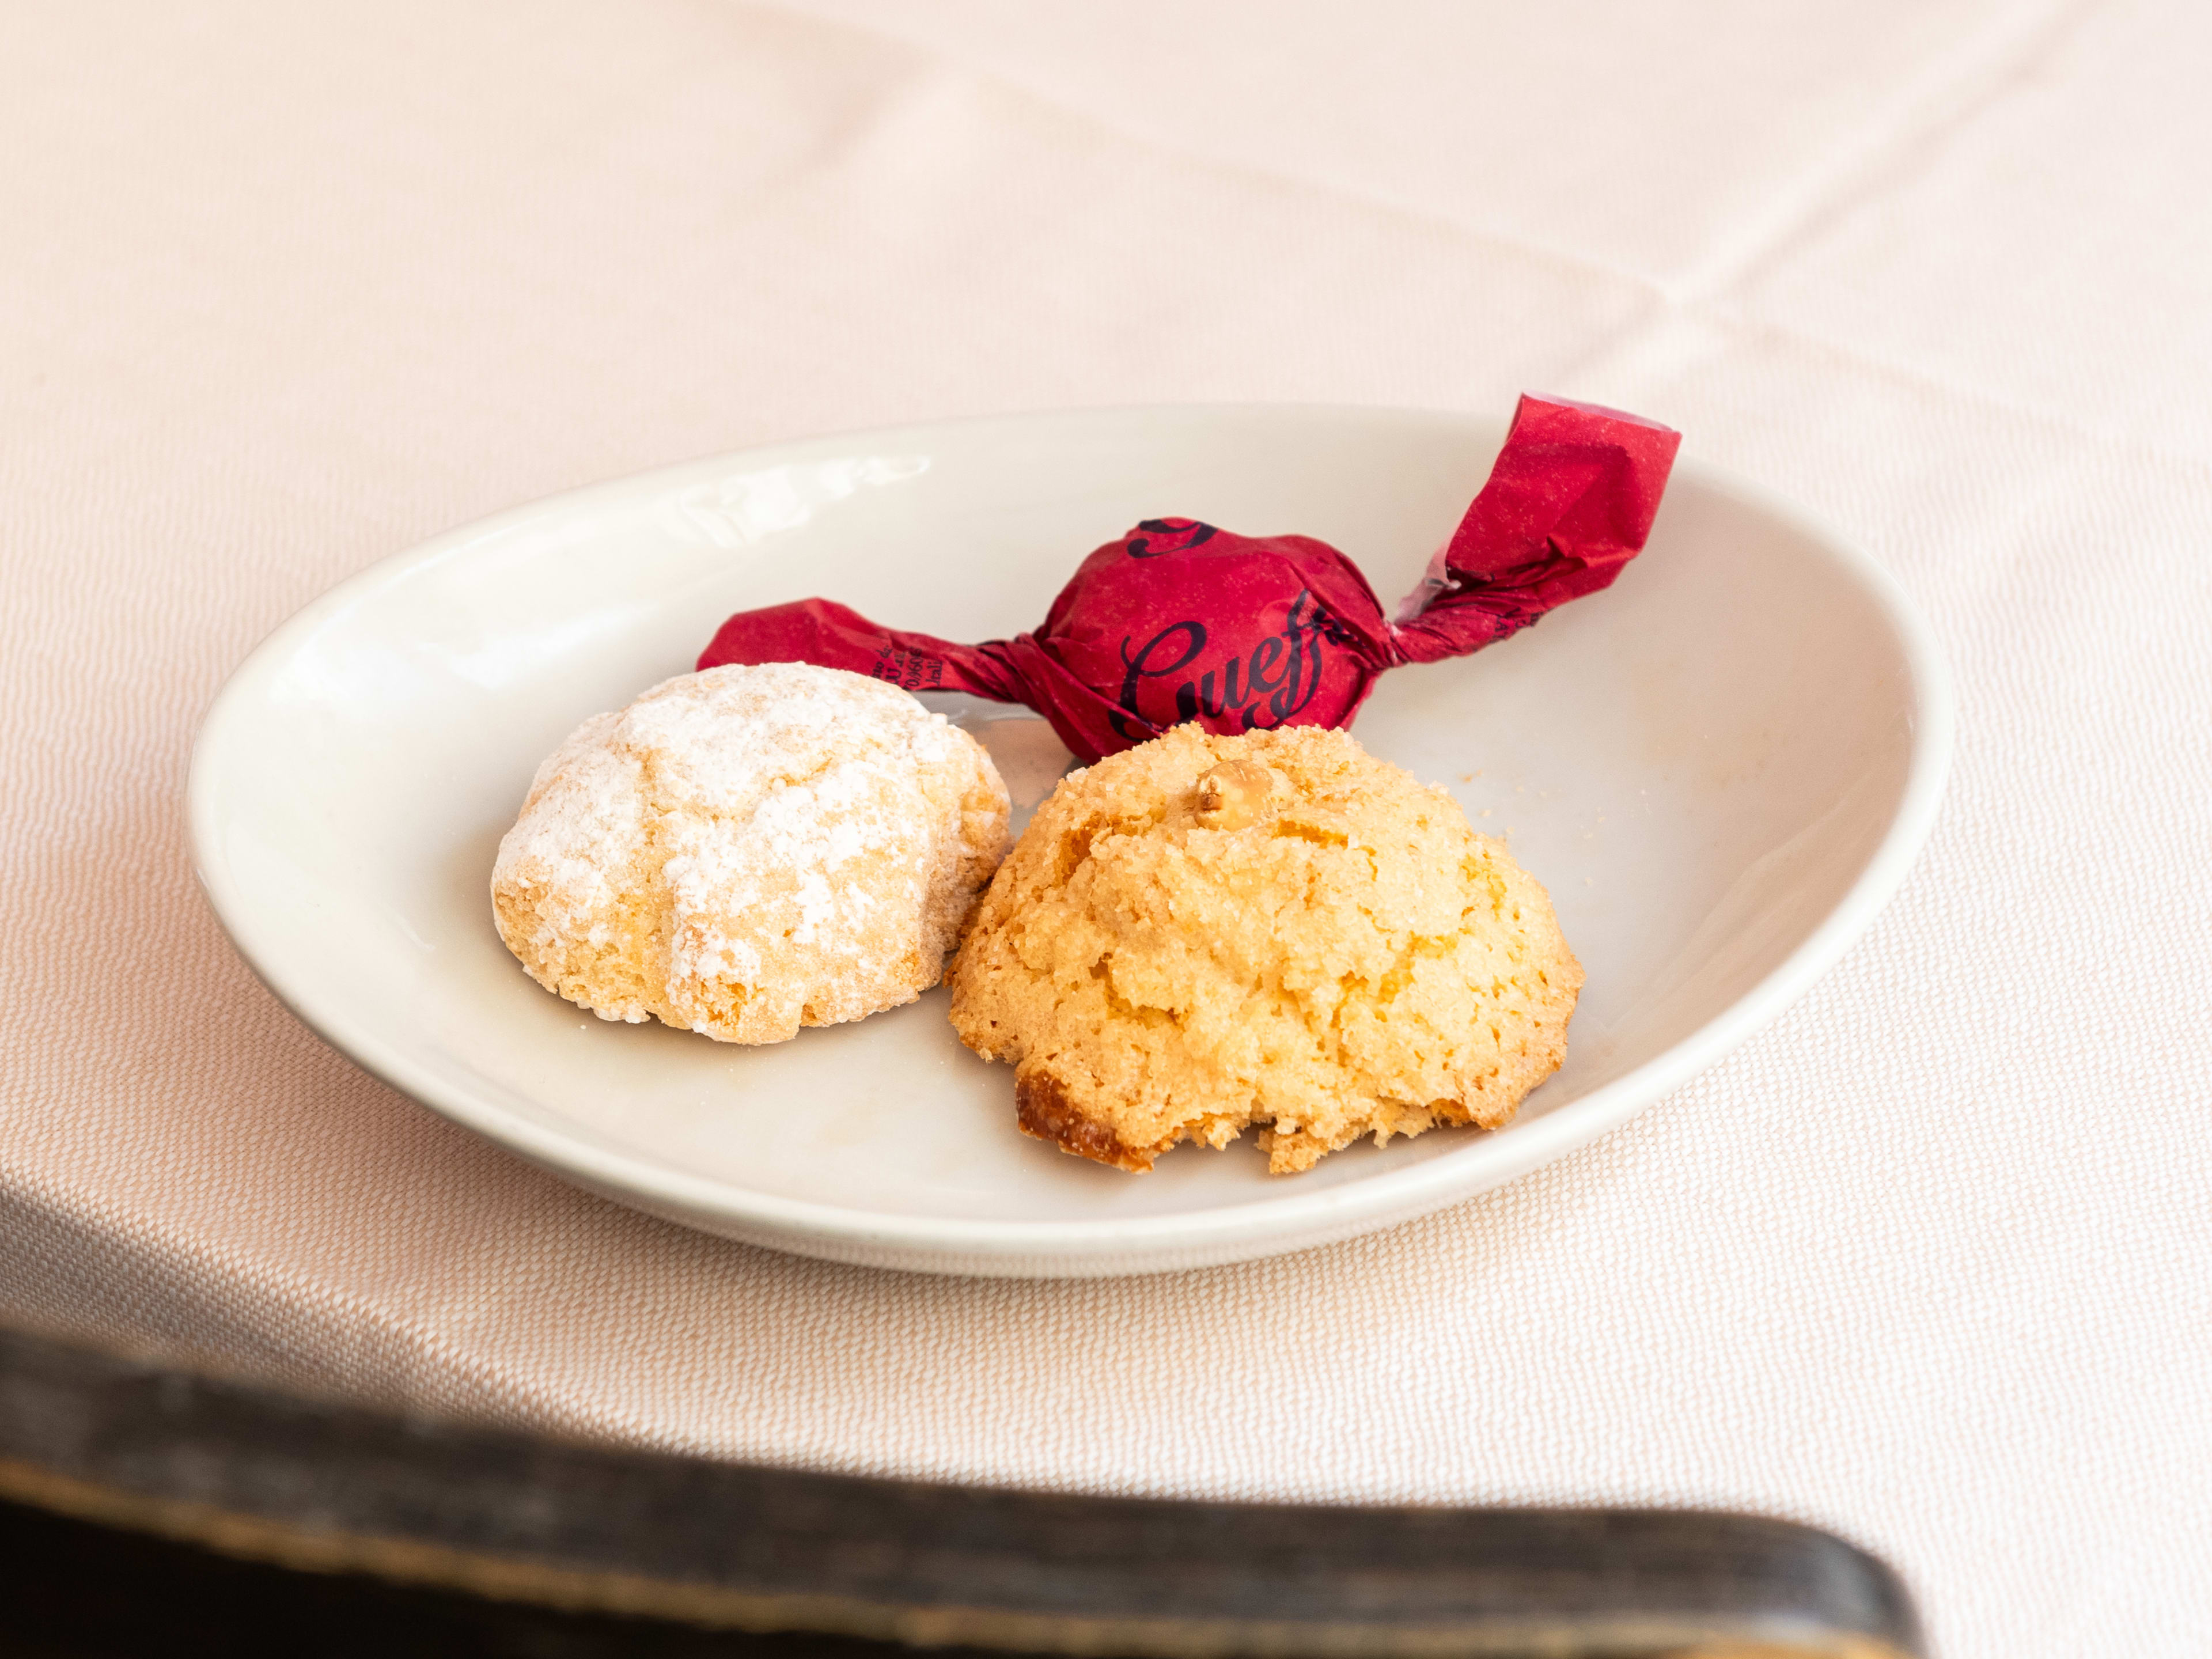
[0, 1327, 1923, 1658]
[0, 1494, 926, 1657]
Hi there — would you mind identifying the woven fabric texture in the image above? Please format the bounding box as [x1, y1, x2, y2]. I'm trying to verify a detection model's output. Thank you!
[5, 3, 2209, 1653]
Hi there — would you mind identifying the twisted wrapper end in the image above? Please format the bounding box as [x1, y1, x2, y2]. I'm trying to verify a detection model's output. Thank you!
[1387, 393, 1681, 666]
[696, 600, 1142, 764]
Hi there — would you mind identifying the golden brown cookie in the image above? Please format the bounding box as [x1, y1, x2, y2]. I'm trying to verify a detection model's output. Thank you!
[948, 724, 1580, 1173]
[493, 662, 1009, 1044]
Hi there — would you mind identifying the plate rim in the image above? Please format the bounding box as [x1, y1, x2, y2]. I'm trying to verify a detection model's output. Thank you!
[188, 403, 1956, 1275]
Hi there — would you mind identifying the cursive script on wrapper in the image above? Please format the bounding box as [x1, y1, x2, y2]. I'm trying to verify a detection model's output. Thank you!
[696, 395, 1681, 764]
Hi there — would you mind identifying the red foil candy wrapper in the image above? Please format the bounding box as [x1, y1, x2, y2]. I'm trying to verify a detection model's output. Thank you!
[699, 395, 1680, 764]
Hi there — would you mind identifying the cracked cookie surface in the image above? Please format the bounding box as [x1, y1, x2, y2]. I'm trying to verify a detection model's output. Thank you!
[492, 662, 1009, 1044]
[948, 724, 1579, 1173]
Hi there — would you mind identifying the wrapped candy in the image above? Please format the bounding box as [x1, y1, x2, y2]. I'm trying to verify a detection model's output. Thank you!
[698, 395, 1680, 764]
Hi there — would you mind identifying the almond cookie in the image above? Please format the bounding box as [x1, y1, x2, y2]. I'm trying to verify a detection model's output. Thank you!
[948, 724, 1579, 1173]
[493, 662, 1009, 1044]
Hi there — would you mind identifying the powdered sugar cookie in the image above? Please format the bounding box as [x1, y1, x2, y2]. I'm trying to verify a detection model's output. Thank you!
[493, 662, 1009, 1044]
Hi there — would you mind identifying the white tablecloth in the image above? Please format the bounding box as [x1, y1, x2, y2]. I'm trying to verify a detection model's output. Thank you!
[6, 4, 2208, 1652]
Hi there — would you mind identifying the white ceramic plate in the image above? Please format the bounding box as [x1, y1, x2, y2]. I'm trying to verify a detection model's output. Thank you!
[190, 407, 1951, 1278]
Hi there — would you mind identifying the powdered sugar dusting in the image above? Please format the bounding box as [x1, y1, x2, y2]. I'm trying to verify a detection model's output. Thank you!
[490, 662, 1011, 1044]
